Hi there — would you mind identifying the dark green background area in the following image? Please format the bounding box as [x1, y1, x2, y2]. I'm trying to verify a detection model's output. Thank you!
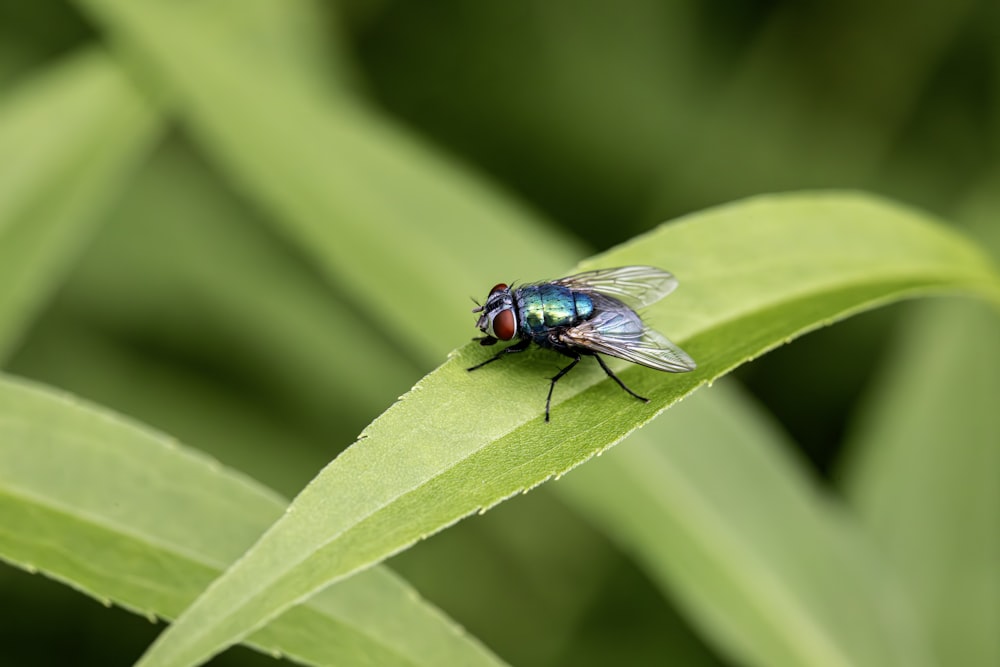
[2, 1, 998, 665]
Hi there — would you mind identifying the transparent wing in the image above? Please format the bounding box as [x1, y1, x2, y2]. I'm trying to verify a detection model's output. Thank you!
[559, 306, 697, 373]
[553, 266, 678, 309]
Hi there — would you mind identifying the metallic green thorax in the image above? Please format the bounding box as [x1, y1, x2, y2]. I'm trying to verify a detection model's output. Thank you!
[515, 283, 594, 341]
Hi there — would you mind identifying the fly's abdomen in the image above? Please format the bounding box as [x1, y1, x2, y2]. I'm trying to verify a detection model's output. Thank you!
[573, 291, 594, 320]
[516, 284, 594, 337]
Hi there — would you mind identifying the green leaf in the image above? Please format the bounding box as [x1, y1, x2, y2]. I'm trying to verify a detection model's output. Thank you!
[667, 0, 976, 206]
[556, 379, 930, 667]
[836, 179, 1000, 667]
[0, 48, 160, 361]
[839, 298, 1000, 667]
[75, 0, 585, 364]
[49, 137, 421, 450]
[129, 192, 1000, 667]
[0, 374, 506, 667]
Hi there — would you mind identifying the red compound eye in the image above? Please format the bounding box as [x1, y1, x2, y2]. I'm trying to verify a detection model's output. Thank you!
[489, 283, 508, 295]
[492, 309, 516, 340]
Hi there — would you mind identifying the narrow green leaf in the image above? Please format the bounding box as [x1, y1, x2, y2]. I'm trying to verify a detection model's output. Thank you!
[835, 177, 1000, 667]
[557, 380, 929, 667]
[53, 137, 421, 441]
[839, 299, 1000, 667]
[75, 0, 584, 364]
[655, 0, 976, 218]
[9, 316, 331, 498]
[130, 193, 1000, 667]
[0, 48, 160, 361]
[0, 374, 506, 667]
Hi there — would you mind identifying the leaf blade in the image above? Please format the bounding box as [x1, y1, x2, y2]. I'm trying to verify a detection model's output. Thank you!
[129, 192, 1000, 667]
[839, 298, 1000, 667]
[556, 380, 931, 667]
[0, 48, 160, 361]
[0, 374, 506, 667]
[75, 0, 583, 364]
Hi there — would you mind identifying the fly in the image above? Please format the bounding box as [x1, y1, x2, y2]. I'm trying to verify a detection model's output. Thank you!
[468, 265, 696, 421]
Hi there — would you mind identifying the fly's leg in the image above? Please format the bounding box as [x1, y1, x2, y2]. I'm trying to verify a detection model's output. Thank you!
[545, 354, 581, 422]
[594, 354, 649, 403]
[467, 338, 531, 371]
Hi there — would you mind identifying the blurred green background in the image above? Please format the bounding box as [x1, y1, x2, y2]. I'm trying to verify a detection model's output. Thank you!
[1, 0, 998, 665]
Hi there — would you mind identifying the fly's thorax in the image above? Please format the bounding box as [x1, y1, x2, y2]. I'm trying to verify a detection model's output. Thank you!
[515, 284, 594, 336]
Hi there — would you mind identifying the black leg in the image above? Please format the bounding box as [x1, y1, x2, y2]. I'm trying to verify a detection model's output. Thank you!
[545, 354, 581, 422]
[467, 338, 530, 371]
[594, 354, 649, 403]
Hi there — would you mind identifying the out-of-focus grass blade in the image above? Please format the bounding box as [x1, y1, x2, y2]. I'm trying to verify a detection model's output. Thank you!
[8, 139, 422, 494]
[0, 374, 506, 667]
[9, 314, 330, 497]
[203, 0, 352, 93]
[557, 379, 929, 667]
[837, 178, 1000, 667]
[75, 0, 582, 363]
[840, 300, 1000, 667]
[0, 48, 160, 361]
[127, 192, 1000, 667]
[54, 138, 422, 438]
[388, 485, 629, 667]
[663, 0, 976, 213]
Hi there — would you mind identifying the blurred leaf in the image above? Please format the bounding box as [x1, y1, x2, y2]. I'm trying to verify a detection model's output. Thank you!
[0, 374, 506, 667]
[52, 138, 421, 444]
[662, 0, 977, 214]
[0, 48, 160, 361]
[130, 192, 1000, 667]
[75, 0, 583, 363]
[836, 174, 1000, 667]
[354, 0, 711, 235]
[545, 551, 722, 667]
[9, 311, 328, 498]
[8, 138, 421, 494]
[557, 379, 929, 667]
[960, 167, 1000, 257]
[390, 489, 626, 667]
[199, 0, 350, 93]
[840, 299, 1000, 667]
[355, 1, 978, 227]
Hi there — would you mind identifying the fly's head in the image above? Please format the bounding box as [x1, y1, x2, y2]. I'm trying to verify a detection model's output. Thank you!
[472, 283, 517, 345]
